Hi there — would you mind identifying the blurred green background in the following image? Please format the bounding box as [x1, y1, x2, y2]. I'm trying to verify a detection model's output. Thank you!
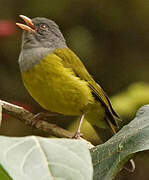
[0, 0, 149, 179]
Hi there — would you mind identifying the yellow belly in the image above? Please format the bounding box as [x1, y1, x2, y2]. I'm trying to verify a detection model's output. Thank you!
[21, 53, 94, 115]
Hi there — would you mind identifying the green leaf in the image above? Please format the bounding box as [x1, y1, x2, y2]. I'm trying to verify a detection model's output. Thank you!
[0, 103, 2, 126]
[0, 165, 12, 180]
[90, 105, 149, 180]
[0, 137, 93, 180]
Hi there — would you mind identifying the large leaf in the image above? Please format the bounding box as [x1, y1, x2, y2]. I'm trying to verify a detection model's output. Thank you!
[90, 105, 149, 180]
[0, 137, 93, 180]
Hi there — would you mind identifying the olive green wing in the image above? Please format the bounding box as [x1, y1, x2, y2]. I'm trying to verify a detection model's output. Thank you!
[54, 48, 119, 127]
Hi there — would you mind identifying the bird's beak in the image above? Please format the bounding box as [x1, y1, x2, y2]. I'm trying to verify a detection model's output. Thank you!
[16, 15, 35, 32]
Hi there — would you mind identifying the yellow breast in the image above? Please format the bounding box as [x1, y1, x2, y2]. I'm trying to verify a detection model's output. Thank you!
[21, 53, 94, 115]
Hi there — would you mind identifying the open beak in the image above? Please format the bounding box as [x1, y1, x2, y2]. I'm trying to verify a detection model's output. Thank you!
[16, 15, 35, 32]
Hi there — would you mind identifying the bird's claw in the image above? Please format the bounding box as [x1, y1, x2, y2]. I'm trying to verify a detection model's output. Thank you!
[73, 132, 83, 139]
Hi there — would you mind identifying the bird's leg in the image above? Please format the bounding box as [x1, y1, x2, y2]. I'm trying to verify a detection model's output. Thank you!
[31, 112, 59, 127]
[73, 114, 85, 139]
[35, 112, 59, 119]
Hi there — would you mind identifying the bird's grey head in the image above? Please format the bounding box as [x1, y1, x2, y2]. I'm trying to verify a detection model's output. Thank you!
[19, 16, 66, 50]
[16, 15, 67, 71]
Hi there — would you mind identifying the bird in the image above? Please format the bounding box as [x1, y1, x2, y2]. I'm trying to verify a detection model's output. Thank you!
[16, 15, 135, 172]
[16, 15, 120, 140]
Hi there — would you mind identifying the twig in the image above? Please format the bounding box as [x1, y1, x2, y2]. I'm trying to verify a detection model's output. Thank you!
[0, 100, 74, 138]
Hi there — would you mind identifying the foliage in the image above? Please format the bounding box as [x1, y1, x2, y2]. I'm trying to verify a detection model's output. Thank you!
[0, 105, 149, 180]
[91, 105, 149, 180]
[0, 137, 93, 180]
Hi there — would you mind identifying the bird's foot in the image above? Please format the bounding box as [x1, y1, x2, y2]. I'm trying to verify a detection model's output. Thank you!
[36, 112, 59, 119]
[30, 113, 42, 127]
[73, 131, 83, 139]
[30, 112, 58, 127]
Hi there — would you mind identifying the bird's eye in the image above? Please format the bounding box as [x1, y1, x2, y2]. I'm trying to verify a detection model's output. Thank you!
[39, 24, 49, 31]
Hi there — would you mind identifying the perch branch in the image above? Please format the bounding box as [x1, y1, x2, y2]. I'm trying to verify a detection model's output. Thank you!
[0, 100, 74, 138]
